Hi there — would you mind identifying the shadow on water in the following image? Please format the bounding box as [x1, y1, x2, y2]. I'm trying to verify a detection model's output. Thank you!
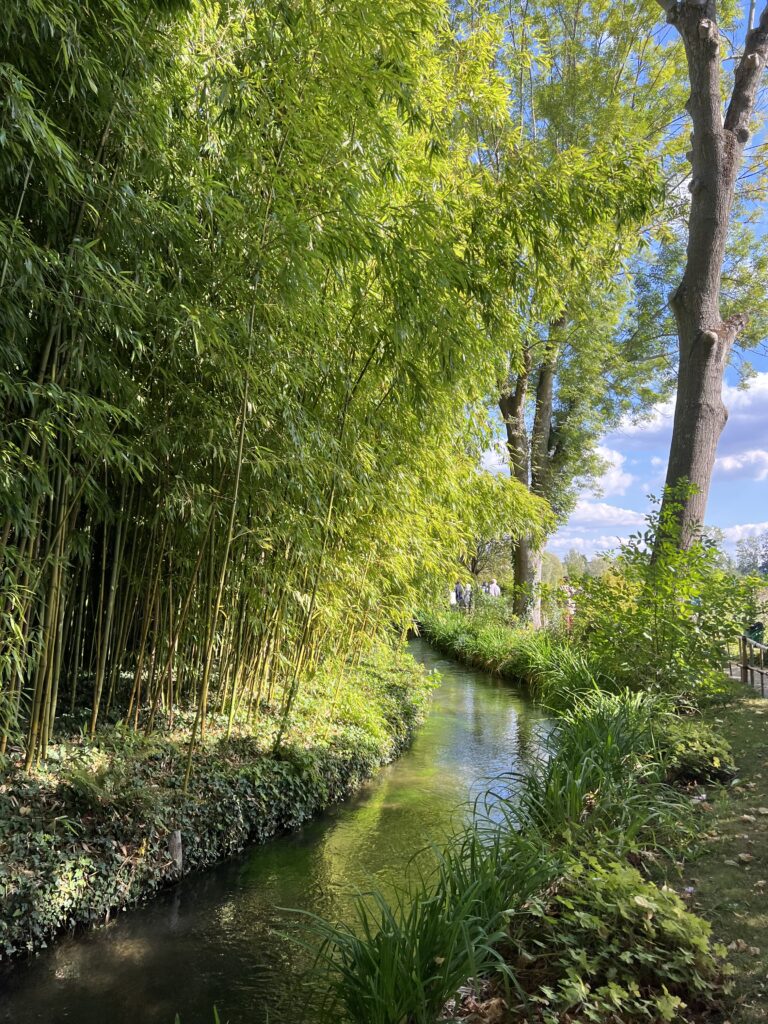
[0, 639, 549, 1024]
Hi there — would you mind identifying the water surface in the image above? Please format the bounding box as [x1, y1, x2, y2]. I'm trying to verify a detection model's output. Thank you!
[0, 639, 547, 1024]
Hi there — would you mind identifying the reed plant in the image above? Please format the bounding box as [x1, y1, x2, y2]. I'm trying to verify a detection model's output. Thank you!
[306, 827, 552, 1024]
[505, 690, 693, 857]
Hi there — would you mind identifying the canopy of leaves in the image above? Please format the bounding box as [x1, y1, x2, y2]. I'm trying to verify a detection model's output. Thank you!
[1, 0, 656, 764]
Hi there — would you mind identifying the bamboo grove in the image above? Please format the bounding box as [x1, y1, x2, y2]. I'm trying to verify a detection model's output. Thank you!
[0, 0, 660, 772]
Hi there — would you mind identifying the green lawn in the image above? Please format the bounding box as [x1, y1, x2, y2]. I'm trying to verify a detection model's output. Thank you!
[683, 695, 768, 1023]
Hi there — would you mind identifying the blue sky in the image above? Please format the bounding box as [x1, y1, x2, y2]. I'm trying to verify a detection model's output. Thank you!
[549, 351, 768, 558]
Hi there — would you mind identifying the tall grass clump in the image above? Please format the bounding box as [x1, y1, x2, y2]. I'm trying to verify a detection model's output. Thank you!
[306, 829, 553, 1024]
[418, 610, 610, 712]
[506, 690, 692, 857]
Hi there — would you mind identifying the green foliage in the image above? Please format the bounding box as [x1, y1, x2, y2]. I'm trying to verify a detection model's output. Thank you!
[2, 0, 616, 769]
[510, 690, 693, 857]
[658, 716, 736, 785]
[0, 645, 431, 958]
[735, 531, 768, 578]
[574, 492, 762, 698]
[508, 854, 725, 1024]
[473, 0, 684, 559]
[418, 607, 610, 711]
[309, 831, 551, 1024]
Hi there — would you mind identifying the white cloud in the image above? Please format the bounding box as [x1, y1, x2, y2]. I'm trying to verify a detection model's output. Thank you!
[721, 520, 768, 543]
[594, 445, 635, 496]
[548, 533, 629, 554]
[480, 442, 506, 476]
[569, 500, 645, 528]
[715, 449, 768, 481]
[612, 397, 675, 445]
[723, 372, 768, 411]
[549, 499, 645, 557]
[606, 371, 768, 484]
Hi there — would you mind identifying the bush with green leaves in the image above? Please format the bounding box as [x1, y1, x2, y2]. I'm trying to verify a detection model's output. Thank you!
[574, 491, 762, 699]
[0, 645, 431, 959]
[507, 854, 727, 1024]
[657, 715, 736, 784]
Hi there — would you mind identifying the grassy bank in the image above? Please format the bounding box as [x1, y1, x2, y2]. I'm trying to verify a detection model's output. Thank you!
[0, 645, 433, 960]
[681, 695, 768, 1024]
[418, 608, 603, 709]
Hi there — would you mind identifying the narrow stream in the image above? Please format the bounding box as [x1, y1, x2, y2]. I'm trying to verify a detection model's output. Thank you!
[0, 639, 548, 1024]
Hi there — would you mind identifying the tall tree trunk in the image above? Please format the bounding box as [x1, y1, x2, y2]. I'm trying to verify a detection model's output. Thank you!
[500, 352, 534, 618]
[513, 543, 543, 626]
[499, 353, 530, 487]
[501, 325, 560, 626]
[656, 1, 768, 547]
[531, 324, 561, 496]
[519, 327, 560, 627]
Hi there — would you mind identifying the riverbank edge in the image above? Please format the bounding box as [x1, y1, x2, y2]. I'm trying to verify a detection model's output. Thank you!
[402, 617, 763, 1022]
[416, 615, 524, 682]
[0, 652, 433, 962]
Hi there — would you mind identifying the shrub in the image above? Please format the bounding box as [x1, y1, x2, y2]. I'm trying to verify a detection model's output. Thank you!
[0, 644, 432, 959]
[507, 854, 726, 1024]
[658, 716, 736, 784]
[574, 490, 762, 700]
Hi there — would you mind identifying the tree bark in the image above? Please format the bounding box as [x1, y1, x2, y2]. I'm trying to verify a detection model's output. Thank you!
[499, 351, 530, 487]
[531, 323, 562, 496]
[513, 540, 543, 627]
[500, 352, 537, 618]
[656, 1, 768, 547]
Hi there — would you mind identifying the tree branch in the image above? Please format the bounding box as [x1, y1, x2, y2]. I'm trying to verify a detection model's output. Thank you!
[724, 5, 768, 141]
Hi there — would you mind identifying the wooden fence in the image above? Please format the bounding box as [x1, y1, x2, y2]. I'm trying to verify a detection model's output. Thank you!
[728, 635, 768, 696]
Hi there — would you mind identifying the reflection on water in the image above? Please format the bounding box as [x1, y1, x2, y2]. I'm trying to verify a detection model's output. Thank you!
[0, 639, 548, 1024]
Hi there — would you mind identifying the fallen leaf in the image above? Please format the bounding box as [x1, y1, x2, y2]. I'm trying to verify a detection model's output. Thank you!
[477, 997, 507, 1022]
[741, 815, 756, 823]
[738, 853, 754, 863]
[724, 859, 738, 866]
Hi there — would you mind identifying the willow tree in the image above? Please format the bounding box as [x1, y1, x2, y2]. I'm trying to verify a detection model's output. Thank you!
[655, 1, 768, 546]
